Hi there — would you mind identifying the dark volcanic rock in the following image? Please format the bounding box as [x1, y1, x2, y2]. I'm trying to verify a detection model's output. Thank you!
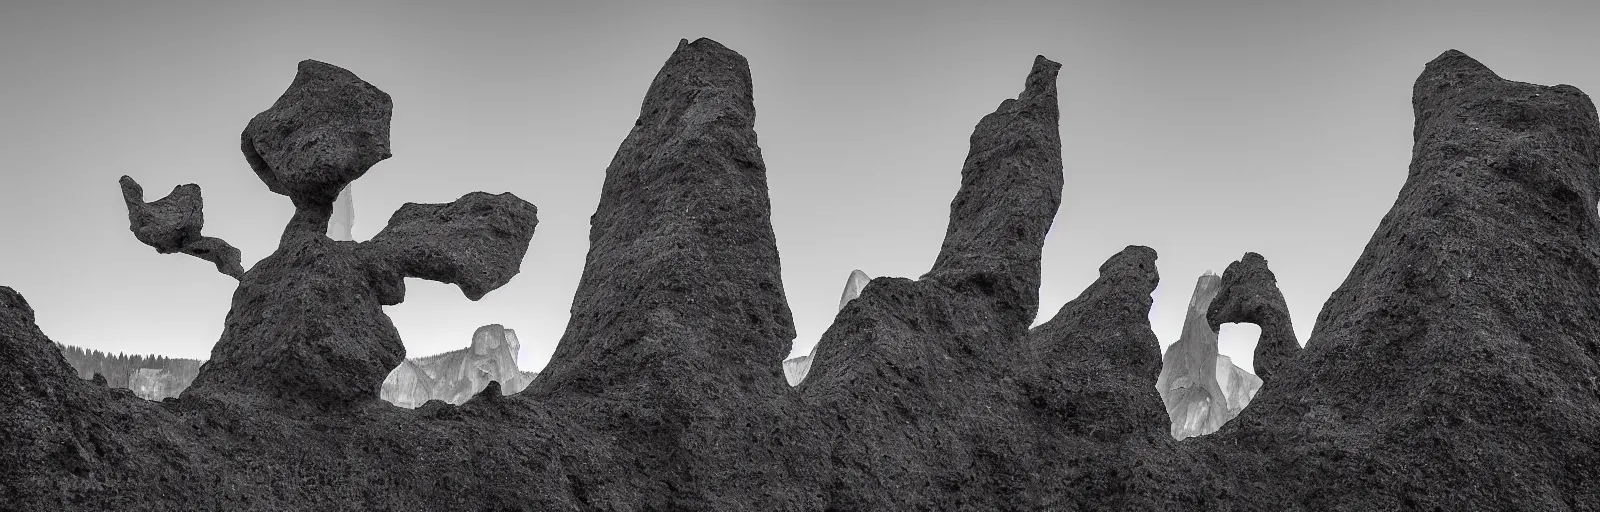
[525, 38, 815, 509]
[168, 60, 536, 409]
[1202, 50, 1600, 509]
[1207, 252, 1298, 384]
[794, 55, 1066, 510]
[118, 176, 244, 278]
[360, 192, 538, 301]
[241, 60, 393, 207]
[8, 44, 1600, 510]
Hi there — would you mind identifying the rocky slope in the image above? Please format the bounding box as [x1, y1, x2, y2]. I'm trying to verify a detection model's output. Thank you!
[1155, 272, 1262, 439]
[380, 324, 536, 408]
[783, 269, 870, 385]
[1, 43, 1596, 510]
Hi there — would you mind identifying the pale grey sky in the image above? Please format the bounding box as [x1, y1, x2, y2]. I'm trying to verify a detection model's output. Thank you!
[2, 0, 1596, 373]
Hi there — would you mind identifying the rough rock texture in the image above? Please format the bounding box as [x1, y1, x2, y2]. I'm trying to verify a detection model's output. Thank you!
[144, 59, 537, 410]
[1199, 50, 1600, 509]
[1207, 252, 1298, 385]
[328, 184, 354, 241]
[5, 44, 1600, 510]
[242, 60, 393, 207]
[794, 55, 1073, 510]
[523, 38, 817, 509]
[380, 324, 534, 408]
[1156, 272, 1262, 439]
[783, 269, 871, 386]
[118, 176, 244, 279]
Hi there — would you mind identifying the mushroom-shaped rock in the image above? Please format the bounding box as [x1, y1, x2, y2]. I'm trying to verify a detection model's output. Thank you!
[118, 176, 244, 279]
[1206, 252, 1297, 384]
[359, 192, 539, 302]
[242, 59, 393, 207]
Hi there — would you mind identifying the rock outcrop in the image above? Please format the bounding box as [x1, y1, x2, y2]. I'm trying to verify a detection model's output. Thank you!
[380, 324, 535, 408]
[1207, 252, 1298, 385]
[783, 269, 871, 385]
[3, 44, 1598, 510]
[523, 38, 814, 509]
[147, 59, 538, 410]
[795, 55, 1071, 510]
[1156, 272, 1262, 439]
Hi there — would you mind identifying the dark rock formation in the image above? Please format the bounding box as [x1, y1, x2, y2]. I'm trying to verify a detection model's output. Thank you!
[523, 38, 816, 509]
[134, 59, 537, 410]
[380, 324, 534, 408]
[794, 55, 1070, 510]
[241, 60, 393, 207]
[1157, 272, 1262, 439]
[1207, 252, 1298, 384]
[3, 43, 1598, 511]
[783, 269, 871, 386]
[118, 176, 244, 279]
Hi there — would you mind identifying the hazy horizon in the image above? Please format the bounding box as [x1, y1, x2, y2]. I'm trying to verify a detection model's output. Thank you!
[3, 0, 1597, 375]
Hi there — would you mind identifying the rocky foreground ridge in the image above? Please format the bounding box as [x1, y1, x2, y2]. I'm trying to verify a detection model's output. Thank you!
[1, 40, 1598, 510]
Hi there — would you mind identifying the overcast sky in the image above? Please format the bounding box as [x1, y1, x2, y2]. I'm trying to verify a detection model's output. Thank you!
[3, 0, 1596, 373]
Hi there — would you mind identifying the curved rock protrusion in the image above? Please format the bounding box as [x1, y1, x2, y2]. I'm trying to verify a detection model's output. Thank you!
[117, 176, 244, 279]
[359, 191, 538, 301]
[1206, 253, 1298, 384]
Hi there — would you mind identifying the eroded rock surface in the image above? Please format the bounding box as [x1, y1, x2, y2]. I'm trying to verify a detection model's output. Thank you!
[118, 176, 244, 278]
[3, 44, 1598, 511]
[1207, 252, 1298, 385]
